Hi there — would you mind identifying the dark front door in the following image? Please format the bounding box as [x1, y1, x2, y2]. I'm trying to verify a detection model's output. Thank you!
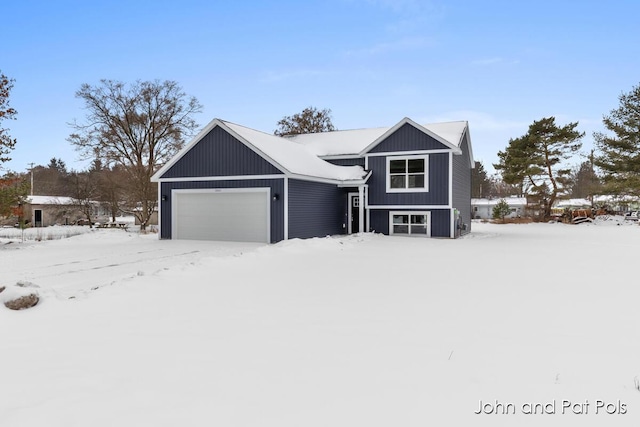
[34, 209, 43, 227]
[349, 194, 360, 234]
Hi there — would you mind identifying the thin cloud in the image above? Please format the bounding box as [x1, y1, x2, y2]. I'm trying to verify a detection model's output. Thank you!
[471, 57, 520, 66]
[344, 36, 434, 57]
[259, 68, 332, 83]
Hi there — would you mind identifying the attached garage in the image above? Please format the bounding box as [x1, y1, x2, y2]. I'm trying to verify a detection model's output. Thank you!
[151, 119, 369, 243]
[171, 188, 270, 243]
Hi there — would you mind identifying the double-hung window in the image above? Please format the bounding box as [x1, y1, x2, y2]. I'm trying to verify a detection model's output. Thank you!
[386, 155, 428, 192]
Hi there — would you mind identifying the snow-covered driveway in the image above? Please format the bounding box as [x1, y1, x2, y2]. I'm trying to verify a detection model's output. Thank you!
[1, 230, 263, 299]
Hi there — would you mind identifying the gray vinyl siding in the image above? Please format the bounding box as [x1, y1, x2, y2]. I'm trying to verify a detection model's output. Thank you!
[369, 123, 450, 153]
[369, 209, 451, 237]
[325, 157, 365, 167]
[288, 179, 346, 239]
[161, 126, 284, 178]
[160, 179, 285, 243]
[366, 153, 449, 205]
[451, 131, 472, 236]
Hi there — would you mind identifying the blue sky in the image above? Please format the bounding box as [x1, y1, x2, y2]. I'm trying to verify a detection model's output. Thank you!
[2, 0, 639, 175]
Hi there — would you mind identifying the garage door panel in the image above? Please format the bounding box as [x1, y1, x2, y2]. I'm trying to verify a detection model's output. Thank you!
[173, 191, 269, 242]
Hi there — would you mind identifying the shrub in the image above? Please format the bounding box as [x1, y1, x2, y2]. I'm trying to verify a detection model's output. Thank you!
[492, 199, 512, 222]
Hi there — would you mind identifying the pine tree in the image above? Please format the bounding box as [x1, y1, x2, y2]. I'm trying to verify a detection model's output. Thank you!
[492, 199, 511, 222]
[494, 117, 583, 220]
[594, 83, 640, 197]
[471, 161, 492, 197]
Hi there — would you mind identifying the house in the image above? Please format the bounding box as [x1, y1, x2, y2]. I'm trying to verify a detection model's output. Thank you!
[151, 117, 474, 243]
[20, 196, 110, 227]
[471, 197, 528, 220]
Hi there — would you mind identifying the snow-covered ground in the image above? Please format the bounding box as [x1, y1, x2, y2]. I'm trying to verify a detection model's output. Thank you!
[1, 220, 639, 426]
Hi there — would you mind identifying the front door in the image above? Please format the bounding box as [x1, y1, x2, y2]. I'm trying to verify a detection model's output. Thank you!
[34, 209, 43, 227]
[348, 193, 360, 234]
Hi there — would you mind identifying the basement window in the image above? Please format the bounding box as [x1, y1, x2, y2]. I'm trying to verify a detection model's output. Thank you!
[390, 212, 430, 236]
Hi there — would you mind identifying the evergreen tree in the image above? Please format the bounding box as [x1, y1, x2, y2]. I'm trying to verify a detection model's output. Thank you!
[492, 199, 511, 221]
[494, 117, 583, 220]
[0, 173, 28, 221]
[594, 82, 640, 197]
[0, 71, 17, 164]
[570, 154, 601, 200]
[471, 161, 492, 198]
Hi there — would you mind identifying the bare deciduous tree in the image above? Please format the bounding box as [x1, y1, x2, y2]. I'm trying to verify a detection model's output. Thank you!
[274, 106, 336, 136]
[68, 79, 202, 229]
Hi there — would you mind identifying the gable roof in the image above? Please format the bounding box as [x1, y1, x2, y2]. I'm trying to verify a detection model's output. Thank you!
[152, 119, 368, 183]
[288, 118, 468, 157]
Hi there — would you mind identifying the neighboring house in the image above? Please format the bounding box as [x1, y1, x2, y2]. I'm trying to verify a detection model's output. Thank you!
[554, 198, 592, 209]
[471, 197, 527, 219]
[151, 117, 474, 243]
[593, 195, 640, 212]
[134, 209, 158, 226]
[23, 196, 108, 227]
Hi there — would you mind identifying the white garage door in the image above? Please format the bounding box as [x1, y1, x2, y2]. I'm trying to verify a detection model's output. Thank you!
[172, 189, 270, 242]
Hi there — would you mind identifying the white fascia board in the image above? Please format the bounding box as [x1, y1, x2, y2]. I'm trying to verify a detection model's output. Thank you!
[450, 208, 455, 239]
[287, 170, 372, 186]
[358, 117, 462, 156]
[336, 171, 373, 187]
[283, 177, 289, 240]
[157, 171, 369, 187]
[366, 149, 455, 157]
[448, 152, 453, 207]
[318, 154, 363, 160]
[365, 204, 452, 210]
[157, 183, 162, 239]
[155, 174, 285, 183]
[464, 126, 475, 168]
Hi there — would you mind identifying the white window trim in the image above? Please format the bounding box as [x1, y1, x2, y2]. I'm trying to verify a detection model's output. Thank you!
[386, 155, 429, 193]
[389, 211, 431, 237]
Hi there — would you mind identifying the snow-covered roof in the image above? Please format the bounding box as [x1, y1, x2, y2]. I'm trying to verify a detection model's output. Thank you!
[286, 127, 389, 157]
[221, 121, 367, 182]
[288, 120, 468, 157]
[555, 198, 592, 208]
[153, 117, 472, 183]
[471, 197, 528, 206]
[26, 195, 77, 205]
[152, 119, 369, 183]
